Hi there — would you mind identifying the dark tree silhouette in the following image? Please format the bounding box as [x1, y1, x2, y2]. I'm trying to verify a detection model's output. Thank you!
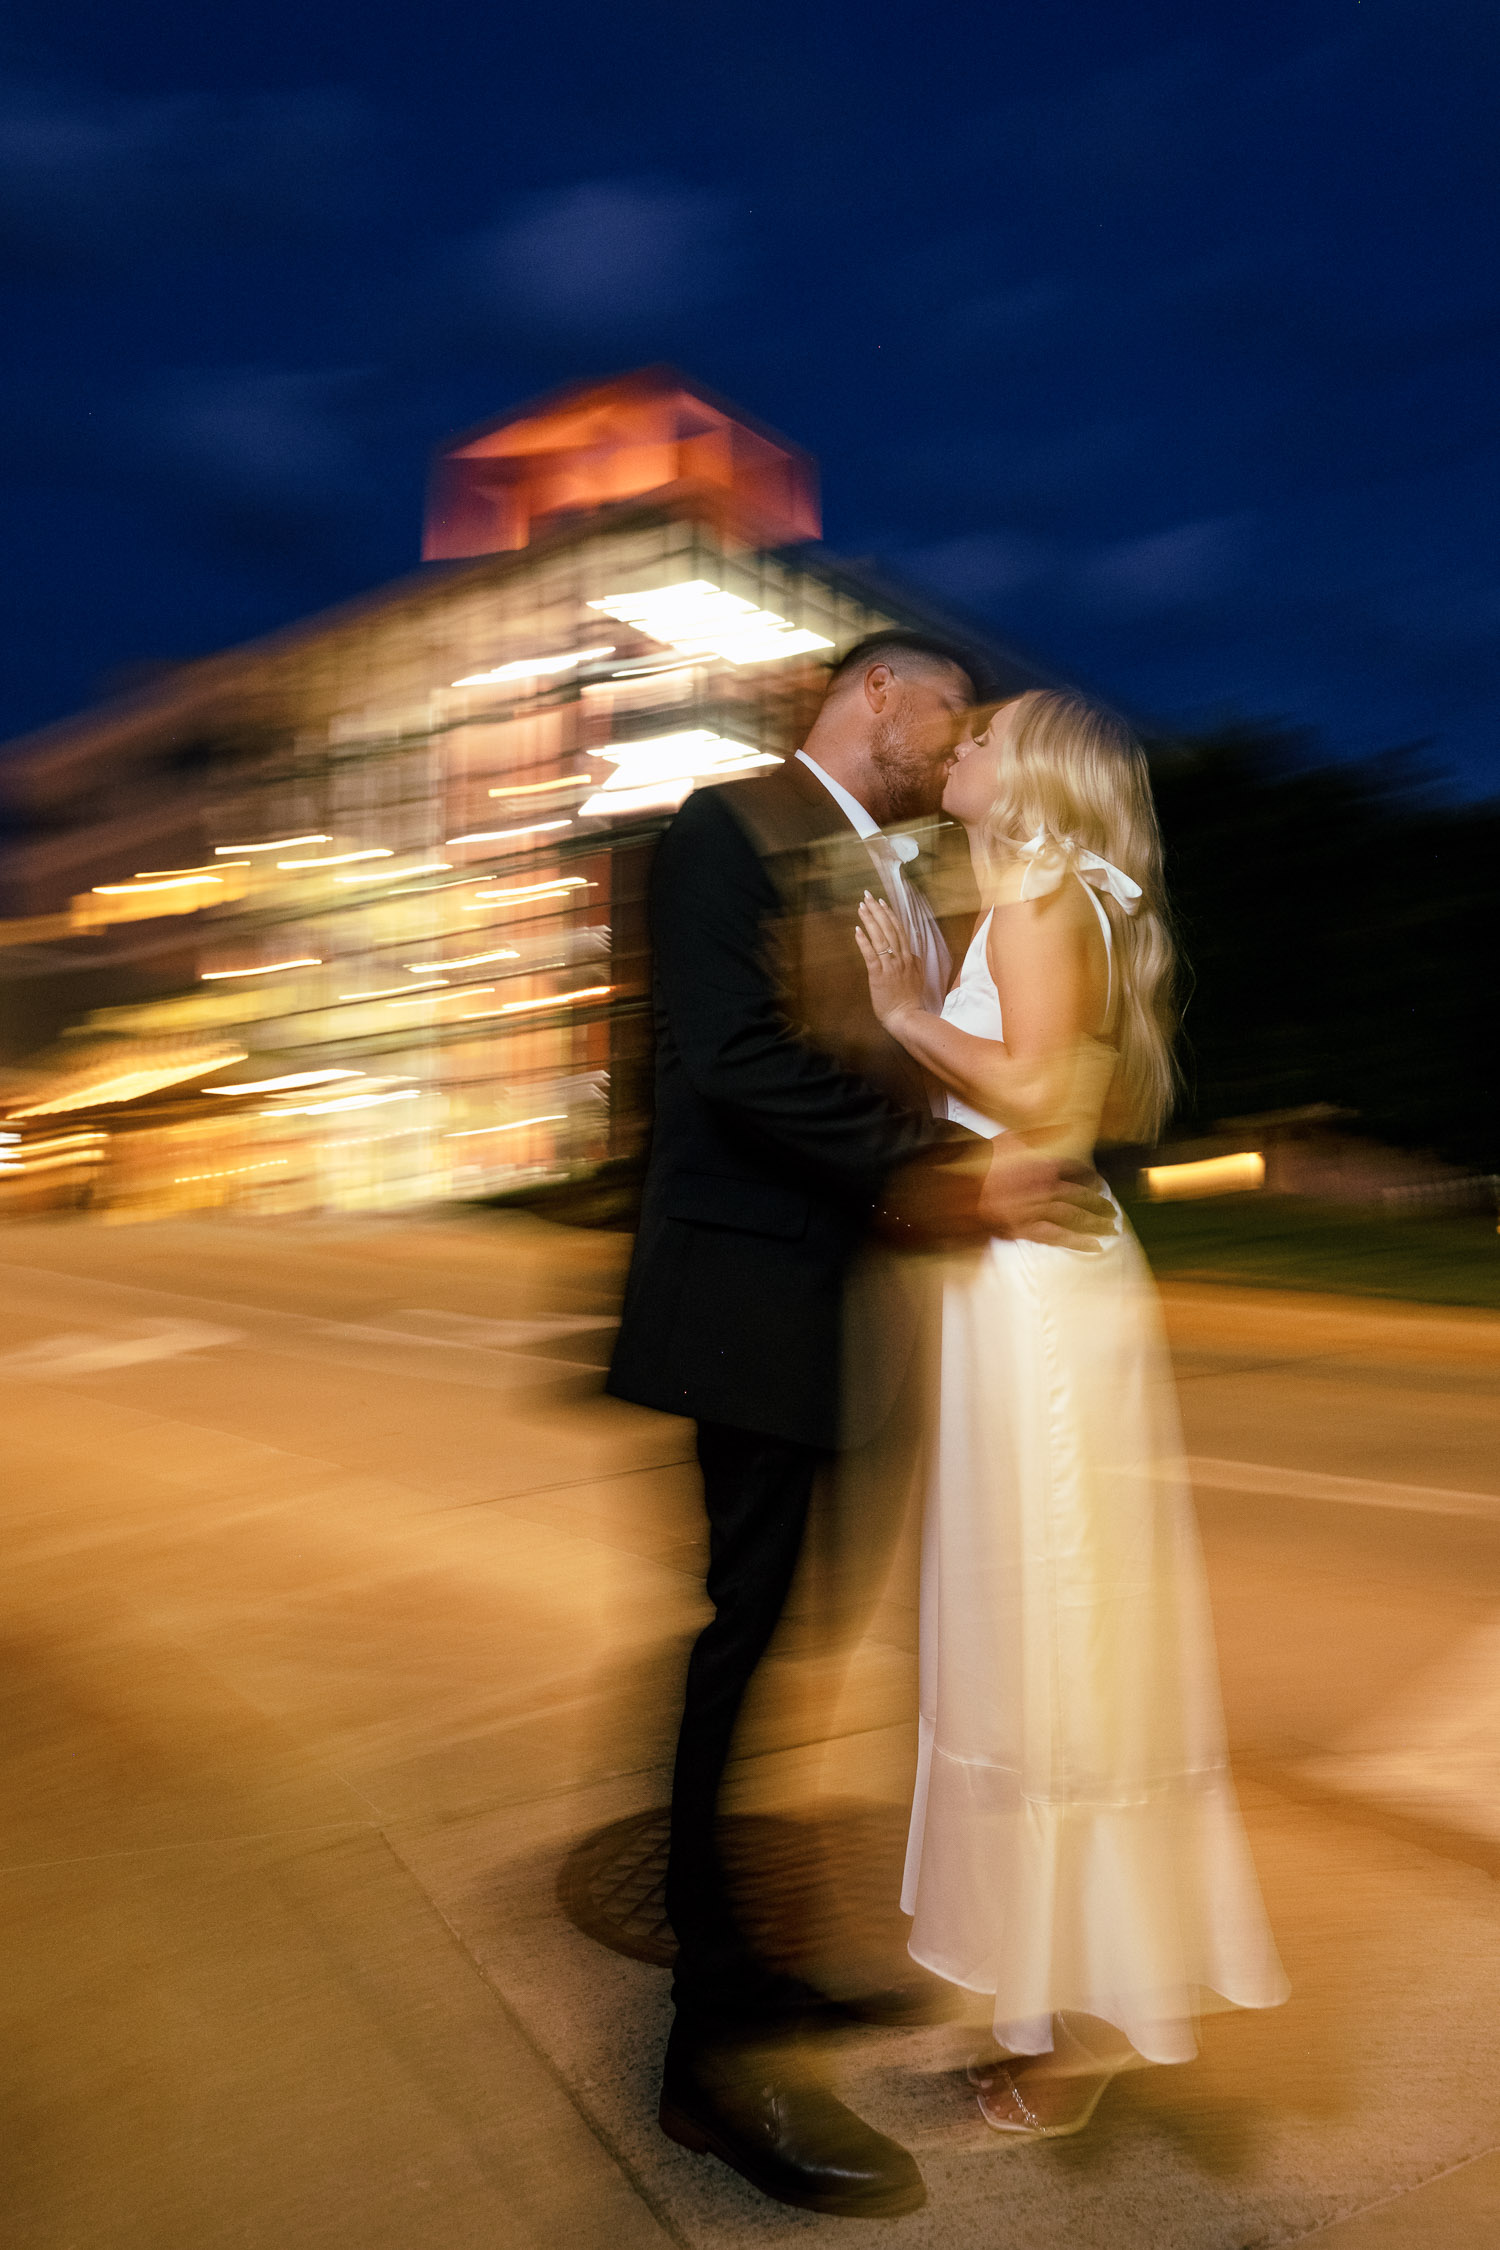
[1148, 728, 1499, 1167]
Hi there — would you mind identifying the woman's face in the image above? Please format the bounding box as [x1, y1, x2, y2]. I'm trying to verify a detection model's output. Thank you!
[941, 705, 1014, 827]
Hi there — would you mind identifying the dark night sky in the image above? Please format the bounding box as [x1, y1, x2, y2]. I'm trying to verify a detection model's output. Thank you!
[3, 1, 1498, 794]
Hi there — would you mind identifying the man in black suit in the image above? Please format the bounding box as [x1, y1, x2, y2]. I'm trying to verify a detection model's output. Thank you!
[607, 631, 1107, 2216]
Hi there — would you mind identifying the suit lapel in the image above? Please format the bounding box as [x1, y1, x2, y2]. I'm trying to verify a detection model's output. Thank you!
[714, 761, 937, 1119]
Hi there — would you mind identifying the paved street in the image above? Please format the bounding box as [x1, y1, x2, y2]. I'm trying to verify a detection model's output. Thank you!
[2, 1211, 1499, 2249]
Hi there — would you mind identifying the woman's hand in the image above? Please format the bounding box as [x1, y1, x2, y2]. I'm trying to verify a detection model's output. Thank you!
[855, 892, 927, 1029]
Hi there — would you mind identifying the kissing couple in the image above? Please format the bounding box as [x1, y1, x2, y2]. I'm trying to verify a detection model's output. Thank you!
[608, 632, 1288, 2216]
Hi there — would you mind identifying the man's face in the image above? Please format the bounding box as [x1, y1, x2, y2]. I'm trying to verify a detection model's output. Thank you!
[866, 661, 973, 821]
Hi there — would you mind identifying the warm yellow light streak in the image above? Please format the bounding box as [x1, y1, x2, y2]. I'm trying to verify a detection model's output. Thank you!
[335, 980, 450, 1001]
[15, 1131, 108, 1152]
[215, 834, 330, 855]
[579, 782, 693, 816]
[263, 1088, 421, 1117]
[200, 958, 321, 980]
[465, 878, 591, 908]
[445, 821, 573, 844]
[385, 986, 493, 1007]
[278, 847, 393, 869]
[1143, 1151, 1266, 1201]
[206, 1070, 364, 1096]
[487, 776, 594, 800]
[8, 1051, 248, 1116]
[401, 948, 520, 972]
[5, 1146, 107, 1173]
[459, 984, 612, 1021]
[93, 875, 222, 896]
[136, 861, 249, 878]
[333, 861, 451, 884]
[175, 1159, 292, 1183]
[451, 645, 615, 687]
[447, 1114, 567, 1138]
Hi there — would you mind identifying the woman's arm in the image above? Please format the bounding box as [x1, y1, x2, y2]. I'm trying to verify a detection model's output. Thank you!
[855, 887, 1102, 1138]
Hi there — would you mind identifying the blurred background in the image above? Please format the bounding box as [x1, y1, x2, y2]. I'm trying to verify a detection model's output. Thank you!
[3, 7, 1500, 2249]
[0, 0, 1495, 1285]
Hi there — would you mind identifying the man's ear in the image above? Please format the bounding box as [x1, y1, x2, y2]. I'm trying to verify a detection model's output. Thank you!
[863, 662, 894, 713]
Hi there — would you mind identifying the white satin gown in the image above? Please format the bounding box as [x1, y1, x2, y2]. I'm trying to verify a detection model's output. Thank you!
[901, 878, 1289, 2063]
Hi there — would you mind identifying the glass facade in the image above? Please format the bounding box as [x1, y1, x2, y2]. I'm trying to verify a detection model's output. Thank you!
[3, 509, 913, 1216]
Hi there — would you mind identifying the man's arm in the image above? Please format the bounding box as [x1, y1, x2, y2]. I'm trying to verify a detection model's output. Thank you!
[657, 789, 1111, 1249]
[652, 787, 937, 1199]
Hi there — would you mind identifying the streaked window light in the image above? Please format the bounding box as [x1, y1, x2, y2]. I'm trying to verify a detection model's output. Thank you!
[384, 987, 494, 1007]
[447, 1115, 566, 1138]
[401, 949, 520, 972]
[93, 875, 223, 895]
[464, 878, 592, 908]
[334, 980, 450, 1001]
[487, 777, 595, 800]
[587, 581, 833, 666]
[262, 1088, 421, 1117]
[215, 835, 330, 855]
[445, 822, 573, 844]
[578, 729, 780, 817]
[200, 958, 321, 980]
[207, 1070, 365, 1096]
[451, 645, 615, 687]
[459, 985, 611, 1021]
[332, 861, 451, 884]
[135, 861, 249, 878]
[9, 1051, 248, 1115]
[277, 848, 393, 869]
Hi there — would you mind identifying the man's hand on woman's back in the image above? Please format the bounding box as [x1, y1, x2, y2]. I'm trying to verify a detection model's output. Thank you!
[979, 1140, 1114, 1249]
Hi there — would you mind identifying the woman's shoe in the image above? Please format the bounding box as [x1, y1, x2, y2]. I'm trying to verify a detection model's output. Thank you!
[969, 2059, 1118, 2140]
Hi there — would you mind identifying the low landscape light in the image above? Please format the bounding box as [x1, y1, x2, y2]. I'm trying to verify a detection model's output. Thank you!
[1143, 1151, 1266, 1200]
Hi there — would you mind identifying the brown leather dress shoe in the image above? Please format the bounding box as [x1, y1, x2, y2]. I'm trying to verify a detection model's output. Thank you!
[659, 2023, 926, 2218]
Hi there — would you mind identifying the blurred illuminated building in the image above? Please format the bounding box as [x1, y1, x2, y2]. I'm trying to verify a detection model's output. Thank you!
[0, 368, 1040, 1216]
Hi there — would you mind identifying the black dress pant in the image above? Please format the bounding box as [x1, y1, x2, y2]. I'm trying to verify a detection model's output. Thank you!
[666, 1419, 827, 2025]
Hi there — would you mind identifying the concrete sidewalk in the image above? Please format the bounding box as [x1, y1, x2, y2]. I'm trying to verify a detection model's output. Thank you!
[0, 1215, 1496, 2247]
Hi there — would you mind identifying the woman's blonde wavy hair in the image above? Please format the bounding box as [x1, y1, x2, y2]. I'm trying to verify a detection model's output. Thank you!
[971, 688, 1179, 1141]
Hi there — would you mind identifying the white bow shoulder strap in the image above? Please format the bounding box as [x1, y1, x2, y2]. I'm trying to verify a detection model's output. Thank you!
[1013, 825, 1142, 913]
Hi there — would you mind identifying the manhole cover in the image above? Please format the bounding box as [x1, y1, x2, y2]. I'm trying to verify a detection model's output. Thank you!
[558, 1806, 674, 1965]
[558, 1800, 916, 1981]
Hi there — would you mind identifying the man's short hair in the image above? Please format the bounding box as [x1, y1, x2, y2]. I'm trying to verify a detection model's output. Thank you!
[825, 629, 978, 699]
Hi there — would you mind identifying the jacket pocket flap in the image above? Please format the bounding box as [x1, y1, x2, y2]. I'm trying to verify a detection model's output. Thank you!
[664, 1171, 809, 1240]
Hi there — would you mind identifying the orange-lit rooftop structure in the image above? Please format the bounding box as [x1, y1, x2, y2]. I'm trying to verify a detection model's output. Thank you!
[423, 367, 821, 562]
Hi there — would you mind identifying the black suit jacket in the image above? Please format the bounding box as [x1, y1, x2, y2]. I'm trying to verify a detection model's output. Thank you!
[606, 757, 956, 1449]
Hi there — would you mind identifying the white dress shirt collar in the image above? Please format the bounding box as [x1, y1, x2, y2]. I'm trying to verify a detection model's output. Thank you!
[793, 749, 880, 840]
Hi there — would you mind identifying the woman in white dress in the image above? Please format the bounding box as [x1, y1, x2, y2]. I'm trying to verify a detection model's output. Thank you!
[855, 689, 1288, 2138]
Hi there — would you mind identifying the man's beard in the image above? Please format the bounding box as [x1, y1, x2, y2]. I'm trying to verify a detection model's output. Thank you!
[869, 716, 948, 822]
